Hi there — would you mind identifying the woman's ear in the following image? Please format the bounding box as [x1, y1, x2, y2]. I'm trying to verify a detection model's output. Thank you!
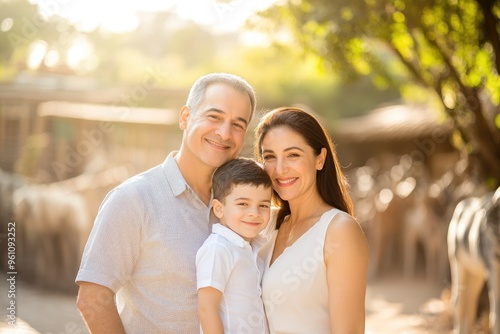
[212, 199, 224, 219]
[179, 106, 190, 130]
[317, 148, 327, 170]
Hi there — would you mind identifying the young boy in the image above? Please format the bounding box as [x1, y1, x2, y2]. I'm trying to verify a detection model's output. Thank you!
[196, 157, 273, 334]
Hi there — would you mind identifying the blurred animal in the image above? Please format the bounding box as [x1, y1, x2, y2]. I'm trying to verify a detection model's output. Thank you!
[13, 185, 90, 292]
[348, 165, 378, 231]
[448, 186, 500, 334]
[367, 155, 420, 278]
[0, 169, 26, 271]
[9, 165, 128, 292]
[402, 179, 449, 282]
[0, 168, 26, 222]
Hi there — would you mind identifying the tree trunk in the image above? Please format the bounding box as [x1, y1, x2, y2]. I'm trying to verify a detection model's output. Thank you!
[468, 98, 500, 184]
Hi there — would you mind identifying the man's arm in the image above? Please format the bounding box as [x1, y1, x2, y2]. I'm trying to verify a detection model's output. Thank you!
[76, 281, 126, 334]
[198, 287, 224, 334]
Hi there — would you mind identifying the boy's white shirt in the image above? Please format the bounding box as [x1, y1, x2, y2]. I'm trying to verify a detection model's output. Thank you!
[196, 223, 269, 334]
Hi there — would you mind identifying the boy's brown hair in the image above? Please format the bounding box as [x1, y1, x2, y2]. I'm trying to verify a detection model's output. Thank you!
[212, 157, 272, 202]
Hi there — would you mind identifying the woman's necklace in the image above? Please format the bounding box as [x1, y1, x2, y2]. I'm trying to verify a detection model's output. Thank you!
[283, 220, 296, 248]
[283, 217, 307, 248]
[282, 205, 328, 248]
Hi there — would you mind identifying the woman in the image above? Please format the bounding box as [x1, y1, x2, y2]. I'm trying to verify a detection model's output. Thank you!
[255, 107, 369, 334]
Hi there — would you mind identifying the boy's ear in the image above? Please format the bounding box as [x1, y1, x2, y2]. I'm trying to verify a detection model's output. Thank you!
[212, 199, 224, 219]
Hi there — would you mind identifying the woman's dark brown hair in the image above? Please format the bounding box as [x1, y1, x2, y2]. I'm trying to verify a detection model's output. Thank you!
[254, 107, 353, 229]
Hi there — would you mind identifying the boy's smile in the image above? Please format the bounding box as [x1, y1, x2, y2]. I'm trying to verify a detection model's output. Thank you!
[212, 184, 272, 241]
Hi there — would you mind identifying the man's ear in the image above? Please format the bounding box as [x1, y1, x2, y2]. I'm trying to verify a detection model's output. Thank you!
[179, 106, 190, 130]
[212, 199, 224, 219]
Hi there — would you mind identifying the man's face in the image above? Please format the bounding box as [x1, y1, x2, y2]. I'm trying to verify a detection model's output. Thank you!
[180, 83, 253, 169]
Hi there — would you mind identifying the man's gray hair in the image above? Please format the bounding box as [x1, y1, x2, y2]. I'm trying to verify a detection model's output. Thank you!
[186, 73, 256, 119]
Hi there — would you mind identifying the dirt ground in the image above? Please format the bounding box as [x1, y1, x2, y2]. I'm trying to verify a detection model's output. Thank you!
[365, 274, 453, 333]
[0, 273, 455, 334]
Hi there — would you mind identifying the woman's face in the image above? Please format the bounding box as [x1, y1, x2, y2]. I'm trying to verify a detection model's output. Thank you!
[260, 126, 325, 203]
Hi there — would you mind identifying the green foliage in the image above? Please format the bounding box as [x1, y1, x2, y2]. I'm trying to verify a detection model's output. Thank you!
[255, 0, 500, 181]
[256, 0, 499, 102]
[210, 43, 400, 118]
[0, 0, 400, 118]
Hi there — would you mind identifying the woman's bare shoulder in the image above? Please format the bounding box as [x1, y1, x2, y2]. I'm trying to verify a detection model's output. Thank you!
[328, 210, 363, 230]
[325, 210, 368, 246]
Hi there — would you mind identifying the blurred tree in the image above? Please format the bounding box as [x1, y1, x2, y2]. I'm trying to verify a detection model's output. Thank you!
[216, 42, 401, 118]
[84, 13, 218, 85]
[254, 0, 500, 183]
[0, 0, 81, 77]
[0, 0, 38, 65]
[168, 23, 216, 67]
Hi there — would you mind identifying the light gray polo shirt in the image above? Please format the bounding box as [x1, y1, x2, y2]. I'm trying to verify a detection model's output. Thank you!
[76, 152, 217, 333]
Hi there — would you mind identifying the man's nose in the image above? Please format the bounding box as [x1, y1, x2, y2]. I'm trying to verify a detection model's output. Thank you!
[215, 121, 231, 140]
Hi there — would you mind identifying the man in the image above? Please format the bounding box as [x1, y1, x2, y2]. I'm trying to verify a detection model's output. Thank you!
[76, 73, 256, 333]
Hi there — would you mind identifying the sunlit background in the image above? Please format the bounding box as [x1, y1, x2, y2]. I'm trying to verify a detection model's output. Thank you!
[0, 0, 499, 333]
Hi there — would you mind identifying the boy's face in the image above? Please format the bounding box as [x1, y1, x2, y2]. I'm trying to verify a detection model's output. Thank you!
[212, 184, 272, 241]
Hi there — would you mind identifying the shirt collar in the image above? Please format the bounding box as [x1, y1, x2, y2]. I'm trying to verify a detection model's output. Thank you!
[162, 151, 187, 196]
[212, 223, 266, 251]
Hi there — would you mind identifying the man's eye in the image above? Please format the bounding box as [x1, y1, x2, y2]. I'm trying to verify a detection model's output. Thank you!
[233, 123, 245, 130]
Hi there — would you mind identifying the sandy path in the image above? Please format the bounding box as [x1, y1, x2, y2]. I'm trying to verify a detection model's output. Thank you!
[365, 275, 452, 333]
[0, 277, 85, 334]
[0, 274, 452, 333]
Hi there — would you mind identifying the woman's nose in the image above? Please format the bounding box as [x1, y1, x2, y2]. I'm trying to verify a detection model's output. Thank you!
[275, 158, 288, 174]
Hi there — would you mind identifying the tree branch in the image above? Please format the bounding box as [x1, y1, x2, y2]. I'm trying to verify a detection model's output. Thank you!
[387, 43, 431, 88]
[409, 16, 500, 180]
[476, 0, 500, 72]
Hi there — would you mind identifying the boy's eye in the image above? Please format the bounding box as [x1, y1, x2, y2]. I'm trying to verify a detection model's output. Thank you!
[260, 204, 270, 209]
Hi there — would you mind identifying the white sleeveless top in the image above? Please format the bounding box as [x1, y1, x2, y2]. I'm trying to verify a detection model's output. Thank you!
[261, 208, 340, 334]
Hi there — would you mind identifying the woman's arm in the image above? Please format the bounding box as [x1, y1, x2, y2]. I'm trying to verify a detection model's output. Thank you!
[198, 287, 224, 334]
[324, 212, 369, 334]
